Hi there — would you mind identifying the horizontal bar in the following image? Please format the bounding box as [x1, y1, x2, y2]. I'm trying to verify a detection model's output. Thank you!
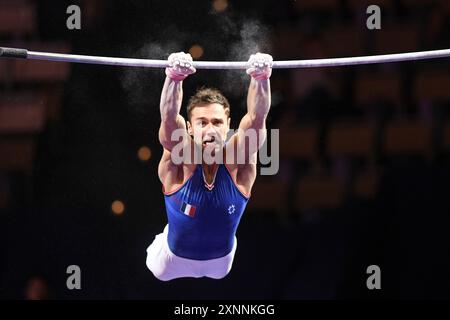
[0, 47, 28, 59]
[1, 46, 450, 69]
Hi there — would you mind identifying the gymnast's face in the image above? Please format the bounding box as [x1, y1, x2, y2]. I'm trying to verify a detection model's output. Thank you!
[187, 103, 230, 150]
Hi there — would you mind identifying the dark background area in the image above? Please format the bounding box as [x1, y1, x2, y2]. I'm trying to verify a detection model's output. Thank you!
[1, 0, 450, 299]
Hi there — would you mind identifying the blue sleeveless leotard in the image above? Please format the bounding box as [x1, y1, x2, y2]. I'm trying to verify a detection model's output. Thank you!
[163, 164, 249, 260]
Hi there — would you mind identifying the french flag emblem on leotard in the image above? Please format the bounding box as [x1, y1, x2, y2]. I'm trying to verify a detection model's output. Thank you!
[180, 202, 196, 217]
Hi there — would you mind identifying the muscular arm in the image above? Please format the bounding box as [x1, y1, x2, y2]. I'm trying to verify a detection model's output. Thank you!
[244, 78, 271, 130]
[225, 53, 273, 195]
[158, 52, 196, 188]
[158, 77, 189, 151]
[232, 59, 272, 163]
[158, 52, 195, 152]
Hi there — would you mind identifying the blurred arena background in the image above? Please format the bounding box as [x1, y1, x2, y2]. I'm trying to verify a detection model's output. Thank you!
[1, 0, 450, 299]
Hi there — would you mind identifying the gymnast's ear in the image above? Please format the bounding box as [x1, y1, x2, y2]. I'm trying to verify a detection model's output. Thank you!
[187, 120, 193, 136]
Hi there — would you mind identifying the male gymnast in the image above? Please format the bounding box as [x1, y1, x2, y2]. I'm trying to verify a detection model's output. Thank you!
[146, 51, 273, 281]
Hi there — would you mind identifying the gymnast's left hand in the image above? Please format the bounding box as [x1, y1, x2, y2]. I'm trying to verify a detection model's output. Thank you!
[246, 52, 273, 81]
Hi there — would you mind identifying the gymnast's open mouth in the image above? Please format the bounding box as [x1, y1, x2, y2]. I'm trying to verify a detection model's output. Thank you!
[202, 136, 216, 146]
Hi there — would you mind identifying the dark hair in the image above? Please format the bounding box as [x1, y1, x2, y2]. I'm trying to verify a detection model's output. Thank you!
[187, 87, 230, 121]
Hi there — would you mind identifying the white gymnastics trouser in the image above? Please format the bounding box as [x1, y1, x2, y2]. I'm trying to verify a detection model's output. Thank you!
[146, 225, 237, 281]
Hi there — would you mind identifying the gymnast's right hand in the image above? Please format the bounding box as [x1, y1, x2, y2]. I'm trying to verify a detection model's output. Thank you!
[165, 52, 196, 81]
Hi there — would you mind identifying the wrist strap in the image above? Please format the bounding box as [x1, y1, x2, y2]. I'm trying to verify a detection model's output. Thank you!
[165, 68, 188, 81]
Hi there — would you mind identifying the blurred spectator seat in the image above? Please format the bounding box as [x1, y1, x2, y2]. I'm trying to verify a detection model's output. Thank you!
[294, 176, 345, 211]
[355, 71, 402, 109]
[373, 24, 420, 54]
[347, 0, 393, 10]
[0, 0, 36, 37]
[352, 168, 380, 200]
[404, 0, 438, 9]
[247, 178, 288, 214]
[0, 174, 11, 209]
[41, 86, 64, 122]
[0, 137, 36, 173]
[294, 0, 340, 12]
[271, 26, 303, 59]
[0, 3, 71, 211]
[347, 0, 394, 22]
[0, 62, 11, 83]
[290, 68, 339, 104]
[0, 182, 9, 209]
[11, 42, 71, 83]
[441, 121, 450, 152]
[322, 26, 365, 57]
[326, 120, 375, 158]
[382, 119, 432, 156]
[0, 92, 45, 134]
[415, 71, 450, 104]
[280, 126, 319, 161]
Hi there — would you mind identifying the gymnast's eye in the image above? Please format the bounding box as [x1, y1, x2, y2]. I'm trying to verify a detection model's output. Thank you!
[213, 120, 223, 127]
